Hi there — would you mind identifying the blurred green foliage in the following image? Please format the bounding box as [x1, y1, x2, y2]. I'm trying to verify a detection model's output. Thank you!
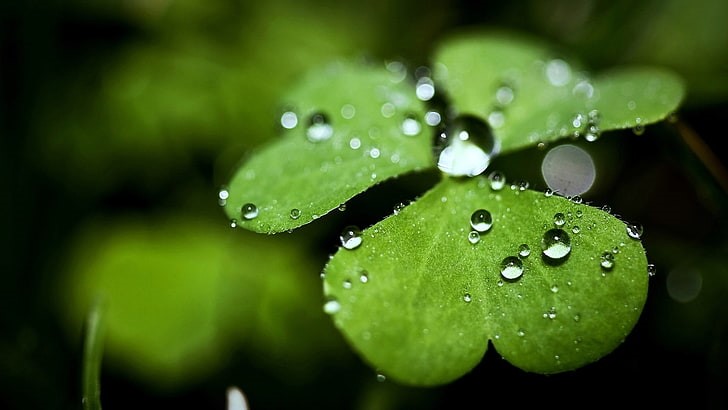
[1, 0, 726, 409]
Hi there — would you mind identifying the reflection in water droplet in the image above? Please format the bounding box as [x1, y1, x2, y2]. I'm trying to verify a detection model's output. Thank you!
[488, 170, 506, 190]
[306, 112, 333, 142]
[470, 209, 493, 232]
[435, 115, 500, 177]
[518, 244, 531, 258]
[468, 231, 481, 244]
[626, 223, 643, 239]
[542, 229, 571, 259]
[340, 225, 363, 249]
[241, 203, 259, 220]
[323, 298, 341, 314]
[600, 252, 615, 271]
[290, 208, 301, 219]
[500, 256, 524, 280]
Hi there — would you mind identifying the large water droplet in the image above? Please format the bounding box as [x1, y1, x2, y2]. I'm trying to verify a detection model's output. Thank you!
[500, 256, 524, 280]
[545, 59, 572, 86]
[541, 228, 571, 260]
[470, 209, 493, 232]
[626, 223, 644, 239]
[241, 203, 259, 220]
[600, 251, 615, 271]
[306, 112, 333, 142]
[435, 115, 500, 177]
[340, 225, 363, 249]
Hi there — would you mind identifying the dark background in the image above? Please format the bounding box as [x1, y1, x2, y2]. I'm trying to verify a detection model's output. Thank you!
[1, 0, 727, 409]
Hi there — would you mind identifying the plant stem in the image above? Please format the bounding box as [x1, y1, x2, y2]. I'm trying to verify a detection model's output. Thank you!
[82, 297, 107, 410]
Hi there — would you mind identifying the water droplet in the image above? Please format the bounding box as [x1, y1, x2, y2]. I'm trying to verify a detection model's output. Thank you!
[543, 306, 557, 319]
[544, 188, 555, 197]
[468, 231, 481, 244]
[306, 112, 333, 142]
[518, 244, 531, 258]
[381, 102, 396, 118]
[338, 203, 347, 212]
[218, 187, 229, 206]
[360, 271, 369, 283]
[369, 148, 381, 159]
[553, 212, 566, 227]
[487, 110, 505, 128]
[470, 209, 493, 232]
[517, 329, 526, 337]
[435, 115, 500, 177]
[341, 104, 356, 119]
[340, 226, 363, 249]
[572, 225, 580, 234]
[551, 284, 559, 293]
[545, 59, 572, 86]
[497, 280, 504, 287]
[349, 137, 361, 149]
[600, 251, 615, 271]
[229, 219, 238, 228]
[376, 373, 386, 382]
[401, 114, 422, 136]
[511, 180, 529, 191]
[241, 203, 259, 220]
[576, 210, 583, 218]
[280, 110, 298, 129]
[323, 298, 341, 314]
[488, 170, 506, 190]
[541, 229, 571, 260]
[290, 208, 301, 219]
[633, 124, 645, 135]
[647, 263, 657, 277]
[416, 77, 435, 101]
[424, 111, 441, 126]
[500, 256, 524, 280]
[495, 84, 515, 106]
[541, 144, 596, 197]
[463, 293, 472, 303]
[573, 314, 581, 322]
[584, 110, 601, 142]
[342, 279, 352, 289]
[626, 223, 643, 239]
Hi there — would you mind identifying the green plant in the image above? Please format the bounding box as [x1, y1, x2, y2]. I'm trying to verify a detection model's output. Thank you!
[221, 29, 684, 385]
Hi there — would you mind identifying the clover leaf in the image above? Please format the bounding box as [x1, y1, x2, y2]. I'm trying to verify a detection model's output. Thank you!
[223, 30, 685, 384]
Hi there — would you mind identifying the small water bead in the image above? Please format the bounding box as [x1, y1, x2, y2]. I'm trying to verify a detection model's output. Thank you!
[541, 229, 571, 260]
[517, 329, 526, 337]
[543, 306, 557, 320]
[544, 188, 555, 197]
[340, 104, 356, 119]
[290, 208, 301, 219]
[633, 124, 645, 136]
[500, 256, 524, 280]
[229, 219, 238, 228]
[218, 187, 229, 206]
[349, 137, 361, 150]
[468, 231, 481, 244]
[401, 114, 422, 136]
[626, 223, 644, 239]
[518, 244, 530, 258]
[369, 148, 381, 159]
[241, 203, 259, 220]
[488, 170, 506, 190]
[551, 284, 559, 293]
[340, 225, 363, 250]
[572, 226, 581, 234]
[323, 298, 341, 314]
[600, 252, 615, 271]
[470, 209, 493, 232]
[487, 110, 505, 128]
[424, 111, 441, 126]
[416, 77, 436, 101]
[359, 271, 369, 283]
[510, 180, 529, 191]
[342, 279, 352, 289]
[280, 110, 298, 129]
[576, 210, 583, 218]
[573, 314, 581, 322]
[306, 112, 333, 142]
[463, 293, 472, 303]
[495, 84, 515, 106]
[545, 58, 572, 86]
[435, 114, 500, 177]
[380, 102, 396, 118]
[376, 373, 387, 383]
[553, 212, 566, 227]
[647, 263, 657, 277]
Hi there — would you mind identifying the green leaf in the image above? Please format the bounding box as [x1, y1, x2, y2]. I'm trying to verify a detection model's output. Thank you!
[223, 61, 434, 233]
[323, 176, 650, 385]
[432, 30, 685, 153]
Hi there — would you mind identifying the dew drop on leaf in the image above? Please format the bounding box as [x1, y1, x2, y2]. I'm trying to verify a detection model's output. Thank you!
[500, 256, 524, 280]
[541, 228, 571, 260]
[241, 203, 259, 220]
[435, 114, 500, 177]
[518, 244, 531, 258]
[359, 271, 369, 283]
[290, 208, 301, 220]
[647, 263, 657, 277]
[463, 293, 472, 303]
[600, 252, 615, 271]
[401, 114, 422, 136]
[487, 170, 506, 190]
[306, 112, 333, 142]
[340, 225, 363, 250]
[468, 231, 480, 244]
[280, 110, 298, 129]
[323, 298, 341, 315]
[553, 212, 566, 227]
[470, 209, 493, 232]
[626, 223, 644, 240]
